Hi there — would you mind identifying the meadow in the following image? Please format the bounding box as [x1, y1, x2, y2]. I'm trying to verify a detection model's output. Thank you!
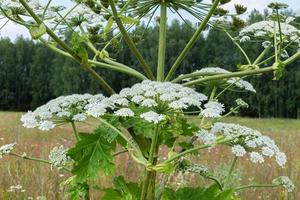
[0, 112, 299, 200]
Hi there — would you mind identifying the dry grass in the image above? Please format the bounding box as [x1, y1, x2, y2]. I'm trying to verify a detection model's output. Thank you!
[0, 112, 299, 199]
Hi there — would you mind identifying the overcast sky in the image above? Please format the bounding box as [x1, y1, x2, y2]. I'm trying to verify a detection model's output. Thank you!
[0, 0, 299, 40]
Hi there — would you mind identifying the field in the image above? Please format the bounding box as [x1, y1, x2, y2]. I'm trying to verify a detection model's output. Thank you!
[0, 112, 299, 200]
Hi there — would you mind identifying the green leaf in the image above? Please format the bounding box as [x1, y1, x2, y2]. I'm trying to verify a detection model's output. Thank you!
[160, 115, 199, 147]
[161, 185, 236, 200]
[70, 33, 89, 65]
[102, 176, 140, 200]
[103, 16, 114, 39]
[61, 176, 89, 200]
[29, 23, 46, 39]
[68, 129, 116, 182]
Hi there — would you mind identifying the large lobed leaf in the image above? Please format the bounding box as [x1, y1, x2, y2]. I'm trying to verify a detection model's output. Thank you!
[68, 127, 117, 182]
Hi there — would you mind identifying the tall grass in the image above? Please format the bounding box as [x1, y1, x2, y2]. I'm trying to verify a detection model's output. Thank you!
[0, 112, 299, 199]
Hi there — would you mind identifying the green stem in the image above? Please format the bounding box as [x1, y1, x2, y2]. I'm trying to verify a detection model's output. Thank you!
[225, 157, 238, 188]
[183, 66, 275, 86]
[165, 138, 230, 164]
[9, 153, 71, 172]
[42, 0, 53, 20]
[18, 0, 115, 95]
[165, 0, 221, 81]
[41, 39, 146, 80]
[108, 0, 155, 80]
[140, 125, 160, 200]
[71, 121, 79, 141]
[157, 2, 167, 81]
[176, 44, 300, 86]
[225, 31, 251, 65]
[235, 184, 279, 191]
[172, 72, 224, 83]
[276, 9, 283, 56]
[253, 43, 272, 65]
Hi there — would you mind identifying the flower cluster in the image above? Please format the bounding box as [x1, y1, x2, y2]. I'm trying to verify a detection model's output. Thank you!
[85, 80, 208, 124]
[272, 176, 295, 192]
[184, 68, 256, 93]
[201, 101, 225, 118]
[48, 145, 72, 169]
[239, 20, 300, 51]
[21, 94, 105, 131]
[0, 143, 16, 158]
[197, 122, 287, 167]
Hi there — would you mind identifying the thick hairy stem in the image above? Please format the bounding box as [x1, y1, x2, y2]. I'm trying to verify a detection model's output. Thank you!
[165, 0, 221, 81]
[157, 2, 167, 81]
[108, 0, 155, 80]
[140, 125, 160, 200]
[18, 0, 115, 95]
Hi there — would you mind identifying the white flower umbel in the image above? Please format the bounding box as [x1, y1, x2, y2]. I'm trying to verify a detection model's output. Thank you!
[235, 98, 249, 108]
[114, 108, 134, 117]
[49, 145, 71, 169]
[21, 94, 105, 131]
[250, 152, 264, 164]
[201, 101, 225, 118]
[116, 80, 207, 110]
[0, 143, 16, 158]
[272, 176, 295, 192]
[140, 111, 165, 124]
[232, 145, 247, 157]
[239, 20, 300, 46]
[196, 129, 217, 145]
[210, 122, 287, 167]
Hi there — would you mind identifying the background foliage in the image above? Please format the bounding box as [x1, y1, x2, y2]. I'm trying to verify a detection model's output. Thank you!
[0, 10, 299, 118]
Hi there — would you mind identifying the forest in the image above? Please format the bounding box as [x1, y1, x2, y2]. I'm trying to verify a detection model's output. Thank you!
[0, 10, 299, 118]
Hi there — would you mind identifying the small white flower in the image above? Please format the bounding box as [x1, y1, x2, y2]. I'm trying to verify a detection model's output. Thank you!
[132, 95, 145, 104]
[49, 145, 71, 169]
[0, 143, 16, 158]
[273, 176, 295, 192]
[20, 111, 38, 128]
[262, 41, 271, 49]
[86, 103, 107, 117]
[114, 108, 134, 117]
[140, 111, 165, 124]
[114, 98, 129, 106]
[201, 101, 225, 118]
[235, 99, 248, 108]
[281, 50, 289, 58]
[286, 17, 295, 24]
[38, 121, 55, 131]
[275, 152, 287, 167]
[261, 146, 274, 157]
[72, 113, 87, 122]
[141, 99, 158, 107]
[240, 36, 250, 43]
[232, 145, 247, 157]
[196, 129, 217, 145]
[249, 152, 264, 164]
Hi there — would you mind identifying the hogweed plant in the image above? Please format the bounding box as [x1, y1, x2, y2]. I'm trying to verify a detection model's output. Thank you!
[0, 0, 299, 199]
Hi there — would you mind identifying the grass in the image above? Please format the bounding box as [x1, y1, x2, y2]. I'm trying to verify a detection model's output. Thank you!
[0, 112, 299, 199]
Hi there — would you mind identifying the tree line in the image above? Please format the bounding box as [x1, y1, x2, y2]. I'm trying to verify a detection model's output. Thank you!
[0, 10, 299, 118]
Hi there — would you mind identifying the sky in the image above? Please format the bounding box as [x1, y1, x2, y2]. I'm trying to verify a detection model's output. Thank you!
[0, 0, 299, 40]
